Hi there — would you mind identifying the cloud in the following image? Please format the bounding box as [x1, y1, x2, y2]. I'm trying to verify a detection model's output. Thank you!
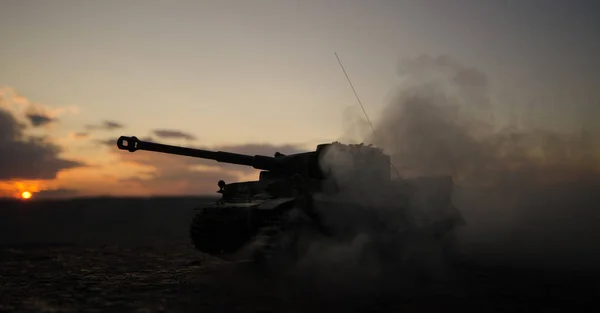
[119, 168, 239, 196]
[26, 113, 57, 127]
[34, 188, 80, 200]
[214, 143, 303, 156]
[0, 107, 84, 180]
[0, 87, 79, 125]
[85, 120, 124, 131]
[152, 129, 196, 140]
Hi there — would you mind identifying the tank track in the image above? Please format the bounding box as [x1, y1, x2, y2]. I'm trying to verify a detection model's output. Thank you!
[190, 202, 306, 271]
[189, 206, 253, 255]
[189, 204, 294, 258]
[252, 215, 284, 259]
[252, 212, 302, 272]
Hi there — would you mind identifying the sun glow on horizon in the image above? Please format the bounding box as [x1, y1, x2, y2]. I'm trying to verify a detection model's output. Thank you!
[21, 191, 32, 200]
[0, 181, 44, 199]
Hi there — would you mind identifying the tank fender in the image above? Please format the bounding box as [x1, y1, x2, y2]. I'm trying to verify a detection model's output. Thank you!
[255, 197, 296, 210]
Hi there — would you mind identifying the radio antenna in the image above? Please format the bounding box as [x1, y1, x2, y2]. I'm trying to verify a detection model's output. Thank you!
[334, 52, 376, 133]
[334, 52, 401, 178]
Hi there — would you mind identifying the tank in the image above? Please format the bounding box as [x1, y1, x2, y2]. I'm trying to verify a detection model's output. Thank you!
[116, 136, 465, 268]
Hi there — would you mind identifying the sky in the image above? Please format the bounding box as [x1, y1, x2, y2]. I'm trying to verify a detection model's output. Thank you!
[1, 0, 599, 199]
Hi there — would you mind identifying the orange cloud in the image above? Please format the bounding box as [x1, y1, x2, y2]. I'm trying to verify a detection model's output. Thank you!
[0, 180, 44, 199]
[0, 87, 79, 127]
[0, 87, 84, 198]
[0, 87, 311, 199]
[0, 104, 84, 181]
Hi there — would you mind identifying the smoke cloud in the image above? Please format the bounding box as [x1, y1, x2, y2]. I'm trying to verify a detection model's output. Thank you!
[264, 55, 600, 306]
[361, 55, 600, 271]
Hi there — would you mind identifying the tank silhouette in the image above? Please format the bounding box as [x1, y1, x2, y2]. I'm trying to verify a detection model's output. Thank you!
[117, 136, 465, 267]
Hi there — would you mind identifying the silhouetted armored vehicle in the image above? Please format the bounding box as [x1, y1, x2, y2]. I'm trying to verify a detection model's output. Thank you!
[117, 136, 464, 269]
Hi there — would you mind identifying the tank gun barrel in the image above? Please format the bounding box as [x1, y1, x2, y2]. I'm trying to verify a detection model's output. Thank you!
[116, 136, 276, 170]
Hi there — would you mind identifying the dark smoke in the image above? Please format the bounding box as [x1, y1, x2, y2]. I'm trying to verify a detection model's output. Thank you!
[370, 55, 599, 184]
[362, 55, 600, 271]
[356, 55, 599, 270]
[269, 55, 600, 303]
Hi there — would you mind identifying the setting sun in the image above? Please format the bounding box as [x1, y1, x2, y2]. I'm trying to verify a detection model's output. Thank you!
[21, 191, 32, 200]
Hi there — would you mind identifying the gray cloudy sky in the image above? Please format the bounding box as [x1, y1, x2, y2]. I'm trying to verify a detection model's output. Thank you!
[0, 0, 598, 197]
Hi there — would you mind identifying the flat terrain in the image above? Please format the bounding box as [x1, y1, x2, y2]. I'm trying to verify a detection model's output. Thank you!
[1, 196, 599, 312]
[1, 244, 598, 312]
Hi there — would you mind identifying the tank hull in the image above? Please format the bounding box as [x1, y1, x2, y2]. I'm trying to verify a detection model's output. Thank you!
[188, 176, 464, 265]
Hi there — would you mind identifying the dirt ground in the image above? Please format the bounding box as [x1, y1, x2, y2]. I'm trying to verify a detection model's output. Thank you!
[1, 244, 598, 313]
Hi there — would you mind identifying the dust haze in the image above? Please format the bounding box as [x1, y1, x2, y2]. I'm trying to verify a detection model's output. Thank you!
[346, 54, 600, 269]
[276, 54, 600, 300]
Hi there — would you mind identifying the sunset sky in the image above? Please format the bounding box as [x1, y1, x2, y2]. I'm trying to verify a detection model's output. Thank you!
[1, 0, 599, 199]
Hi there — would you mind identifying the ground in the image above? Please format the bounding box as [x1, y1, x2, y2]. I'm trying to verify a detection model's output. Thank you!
[1, 244, 598, 313]
[0, 196, 598, 312]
